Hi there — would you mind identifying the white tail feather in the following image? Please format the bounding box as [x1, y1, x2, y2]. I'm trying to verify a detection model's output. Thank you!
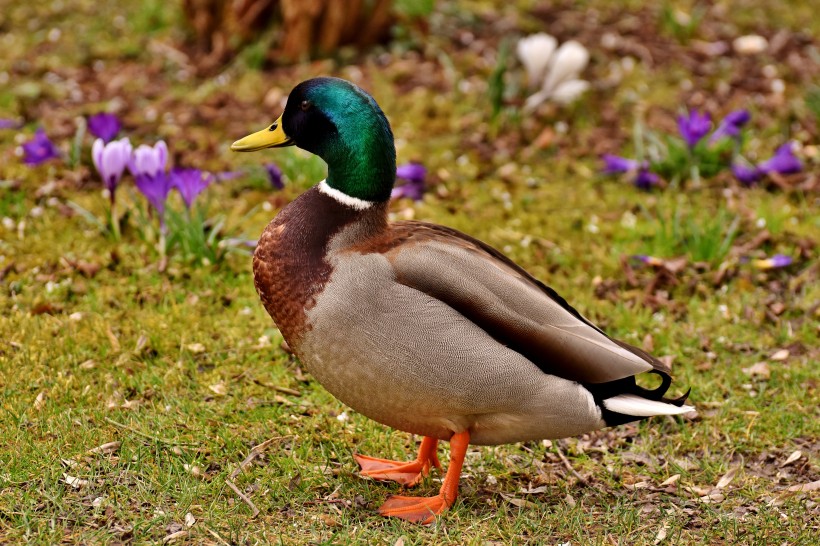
[603, 394, 694, 417]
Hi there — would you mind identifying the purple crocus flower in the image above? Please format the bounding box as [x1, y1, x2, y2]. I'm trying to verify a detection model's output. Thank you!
[632, 255, 665, 267]
[634, 169, 660, 190]
[171, 168, 213, 209]
[391, 162, 426, 201]
[22, 128, 61, 165]
[758, 142, 802, 175]
[0, 118, 21, 129]
[87, 113, 121, 143]
[601, 154, 659, 190]
[135, 171, 173, 219]
[678, 110, 712, 148]
[216, 170, 245, 182]
[602, 154, 642, 174]
[709, 109, 750, 143]
[92, 137, 132, 202]
[731, 163, 763, 186]
[264, 163, 284, 190]
[128, 140, 168, 178]
[396, 162, 427, 183]
[752, 254, 793, 270]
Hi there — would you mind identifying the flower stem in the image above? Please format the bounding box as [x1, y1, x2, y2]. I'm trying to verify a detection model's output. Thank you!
[109, 199, 121, 241]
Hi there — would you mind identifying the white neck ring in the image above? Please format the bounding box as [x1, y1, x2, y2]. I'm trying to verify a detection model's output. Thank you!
[318, 180, 375, 211]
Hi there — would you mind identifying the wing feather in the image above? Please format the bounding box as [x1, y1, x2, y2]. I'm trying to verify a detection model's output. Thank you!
[364, 221, 660, 384]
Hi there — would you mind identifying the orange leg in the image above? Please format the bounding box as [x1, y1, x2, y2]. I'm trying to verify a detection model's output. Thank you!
[355, 436, 441, 486]
[377, 430, 470, 524]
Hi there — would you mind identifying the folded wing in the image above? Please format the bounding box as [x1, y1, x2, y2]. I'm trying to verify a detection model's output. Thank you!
[363, 222, 666, 386]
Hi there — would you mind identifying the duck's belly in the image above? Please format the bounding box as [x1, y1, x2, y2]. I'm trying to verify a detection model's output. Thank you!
[296, 253, 605, 445]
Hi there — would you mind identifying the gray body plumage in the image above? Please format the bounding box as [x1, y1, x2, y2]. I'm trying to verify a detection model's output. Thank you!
[295, 206, 660, 445]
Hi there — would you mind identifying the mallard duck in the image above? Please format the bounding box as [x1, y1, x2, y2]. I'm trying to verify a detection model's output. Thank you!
[231, 77, 692, 524]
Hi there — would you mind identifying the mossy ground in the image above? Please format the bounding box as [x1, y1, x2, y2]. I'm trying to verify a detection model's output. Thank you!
[1, 1, 818, 544]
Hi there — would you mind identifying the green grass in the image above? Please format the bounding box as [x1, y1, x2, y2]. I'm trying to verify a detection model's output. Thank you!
[1, 0, 819, 544]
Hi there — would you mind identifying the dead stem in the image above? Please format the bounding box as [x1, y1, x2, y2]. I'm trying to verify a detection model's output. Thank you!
[555, 443, 587, 485]
[225, 435, 294, 518]
[225, 479, 260, 518]
[104, 418, 196, 446]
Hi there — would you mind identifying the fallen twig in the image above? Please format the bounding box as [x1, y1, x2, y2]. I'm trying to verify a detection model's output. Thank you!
[225, 435, 293, 518]
[229, 435, 292, 480]
[203, 526, 232, 546]
[104, 418, 195, 446]
[555, 444, 587, 485]
[225, 479, 260, 518]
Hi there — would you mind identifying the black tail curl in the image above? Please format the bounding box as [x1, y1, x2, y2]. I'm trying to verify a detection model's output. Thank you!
[583, 369, 691, 427]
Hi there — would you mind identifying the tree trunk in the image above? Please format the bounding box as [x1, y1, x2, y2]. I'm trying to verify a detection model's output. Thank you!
[181, 0, 396, 71]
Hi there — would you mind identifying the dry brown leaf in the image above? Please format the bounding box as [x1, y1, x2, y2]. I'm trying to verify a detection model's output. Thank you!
[208, 383, 227, 396]
[698, 491, 725, 503]
[660, 474, 681, 486]
[61, 458, 79, 468]
[501, 493, 538, 509]
[716, 466, 739, 489]
[742, 362, 770, 379]
[642, 333, 655, 353]
[184, 512, 196, 528]
[659, 355, 676, 369]
[183, 464, 203, 479]
[88, 441, 121, 456]
[63, 473, 88, 489]
[654, 521, 671, 544]
[33, 391, 47, 411]
[273, 385, 301, 396]
[162, 531, 189, 544]
[663, 257, 688, 274]
[61, 257, 101, 278]
[624, 481, 650, 490]
[687, 485, 712, 496]
[120, 399, 140, 410]
[186, 343, 206, 354]
[781, 450, 803, 467]
[105, 326, 121, 352]
[134, 335, 151, 356]
[770, 349, 790, 361]
[769, 302, 786, 316]
[31, 302, 61, 316]
[787, 480, 820, 492]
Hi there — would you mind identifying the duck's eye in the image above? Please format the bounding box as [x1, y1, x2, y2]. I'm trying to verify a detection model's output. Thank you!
[300, 100, 312, 111]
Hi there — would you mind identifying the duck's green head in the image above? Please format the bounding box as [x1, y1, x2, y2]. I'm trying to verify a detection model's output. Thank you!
[232, 77, 396, 203]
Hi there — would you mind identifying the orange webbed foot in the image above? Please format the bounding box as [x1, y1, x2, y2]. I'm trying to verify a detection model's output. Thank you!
[355, 436, 441, 486]
[371, 430, 470, 525]
[354, 454, 431, 486]
[378, 493, 451, 524]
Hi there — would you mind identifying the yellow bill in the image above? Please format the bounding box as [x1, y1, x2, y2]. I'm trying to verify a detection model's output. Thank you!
[231, 114, 293, 152]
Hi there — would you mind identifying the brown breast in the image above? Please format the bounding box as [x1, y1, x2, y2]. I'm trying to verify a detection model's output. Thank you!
[252, 186, 387, 348]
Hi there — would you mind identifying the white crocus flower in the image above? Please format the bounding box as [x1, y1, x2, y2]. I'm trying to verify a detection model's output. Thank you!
[517, 34, 591, 111]
[541, 40, 589, 96]
[516, 33, 557, 88]
[547, 79, 590, 105]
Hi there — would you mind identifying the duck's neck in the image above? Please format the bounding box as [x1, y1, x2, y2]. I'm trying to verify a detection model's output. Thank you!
[320, 112, 396, 203]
